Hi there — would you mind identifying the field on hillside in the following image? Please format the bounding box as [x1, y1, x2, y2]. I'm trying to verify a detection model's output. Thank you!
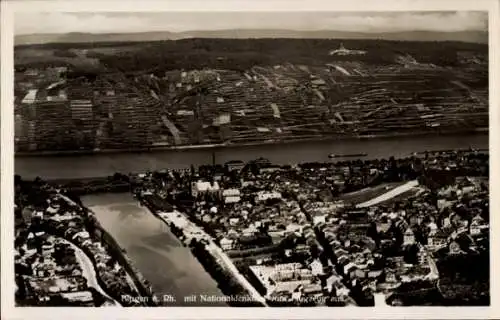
[14, 38, 489, 153]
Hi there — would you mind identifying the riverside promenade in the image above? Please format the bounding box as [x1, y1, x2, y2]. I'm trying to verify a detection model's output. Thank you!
[156, 210, 268, 307]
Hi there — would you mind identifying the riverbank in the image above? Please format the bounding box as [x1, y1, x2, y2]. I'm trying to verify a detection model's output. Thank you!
[62, 239, 120, 306]
[82, 192, 226, 306]
[138, 194, 267, 307]
[58, 193, 156, 306]
[15, 128, 488, 157]
[15, 132, 489, 180]
[92, 220, 156, 305]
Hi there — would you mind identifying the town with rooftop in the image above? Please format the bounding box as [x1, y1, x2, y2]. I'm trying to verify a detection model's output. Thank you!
[15, 148, 489, 306]
[12, 11, 490, 309]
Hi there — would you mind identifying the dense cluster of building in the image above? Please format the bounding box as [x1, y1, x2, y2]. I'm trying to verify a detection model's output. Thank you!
[133, 149, 489, 306]
[14, 47, 488, 152]
[15, 231, 97, 306]
[14, 182, 144, 306]
[15, 147, 489, 307]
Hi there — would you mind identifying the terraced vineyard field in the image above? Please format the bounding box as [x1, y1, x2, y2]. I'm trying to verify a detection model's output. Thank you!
[14, 38, 488, 153]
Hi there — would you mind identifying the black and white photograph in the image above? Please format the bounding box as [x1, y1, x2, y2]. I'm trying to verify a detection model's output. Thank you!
[1, 0, 499, 319]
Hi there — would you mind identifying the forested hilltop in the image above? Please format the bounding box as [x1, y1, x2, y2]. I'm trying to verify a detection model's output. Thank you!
[15, 38, 488, 73]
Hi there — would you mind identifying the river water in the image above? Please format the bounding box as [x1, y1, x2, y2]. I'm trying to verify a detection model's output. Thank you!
[20, 133, 488, 305]
[15, 133, 488, 180]
[81, 192, 226, 306]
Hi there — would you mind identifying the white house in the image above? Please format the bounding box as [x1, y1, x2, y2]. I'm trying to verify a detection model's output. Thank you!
[329, 43, 366, 56]
[417, 247, 428, 265]
[443, 217, 452, 229]
[403, 227, 416, 245]
[223, 189, 241, 197]
[427, 228, 447, 248]
[313, 214, 327, 226]
[337, 286, 350, 298]
[225, 160, 245, 172]
[223, 188, 241, 204]
[213, 113, 231, 126]
[192, 181, 220, 197]
[61, 291, 94, 304]
[255, 191, 282, 202]
[470, 214, 487, 236]
[242, 224, 258, 236]
[224, 196, 241, 204]
[34, 231, 46, 237]
[73, 231, 90, 241]
[220, 237, 235, 251]
[286, 223, 302, 233]
[343, 262, 356, 275]
[310, 259, 324, 277]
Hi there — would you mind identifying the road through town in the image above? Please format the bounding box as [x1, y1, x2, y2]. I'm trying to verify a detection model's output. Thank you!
[157, 210, 269, 306]
[62, 240, 120, 306]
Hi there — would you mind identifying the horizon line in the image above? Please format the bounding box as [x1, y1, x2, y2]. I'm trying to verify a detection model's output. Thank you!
[15, 28, 489, 37]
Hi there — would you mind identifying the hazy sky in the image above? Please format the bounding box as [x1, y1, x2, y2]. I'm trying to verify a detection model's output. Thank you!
[15, 11, 488, 35]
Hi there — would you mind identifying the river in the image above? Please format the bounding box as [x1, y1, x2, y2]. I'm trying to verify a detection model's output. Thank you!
[20, 133, 488, 307]
[15, 133, 488, 180]
[81, 192, 226, 306]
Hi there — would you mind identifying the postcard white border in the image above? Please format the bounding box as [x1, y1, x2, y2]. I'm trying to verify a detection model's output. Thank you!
[2, 0, 499, 319]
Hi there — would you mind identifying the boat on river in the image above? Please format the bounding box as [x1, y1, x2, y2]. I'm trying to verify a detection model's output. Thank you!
[328, 153, 368, 159]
